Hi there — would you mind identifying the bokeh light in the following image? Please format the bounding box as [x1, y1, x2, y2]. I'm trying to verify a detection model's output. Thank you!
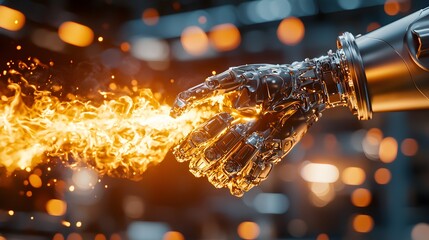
[0, 6, 25, 31]
[58, 21, 94, 47]
[123, 195, 144, 219]
[94, 234, 107, 240]
[367, 22, 381, 32]
[67, 233, 82, 240]
[237, 221, 260, 240]
[277, 17, 305, 46]
[142, 8, 160, 26]
[384, 0, 400, 16]
[163, 231, 185, 240]
[401, 138, 418, 156]
[120, 42, 131, 52]
[29, 174, 42, 188]
[351, 188, 372, 207]
[110, 233, 122, 240]
[362, 128, 383, 160]
[288, 219, 308, 237]
[353, 214, 374, 233]
[46, 199, 67, 216]
[52, 233, 65, 240]
[209, 23, 241, 52]
[301, 163, 339, 183]
[411, 223, 429, 240]
[316, 233, 330, 240]
[379, 137, 398, 163]
[342, 167, 366, 185]
[309, 182, 335, 207]
[180, 26, 209, 56]
[374, 168, 392, 185]
[72, 168, 98, 190]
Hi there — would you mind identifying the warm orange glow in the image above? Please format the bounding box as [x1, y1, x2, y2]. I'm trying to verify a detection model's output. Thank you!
[120, 42, 131, 52]
[0, 6, 25, 31]
[29, 174, 42, 188]
[46, 199, 67, 216]
[384, 0, 400, 16]
[351, 188, 372, 207]
[411, 223, 429, 240]
[62, 220, 71, 227]
[58, 21, 94, 47]
[316, 233, 330, 240]
[341, 167, 366, 185]
[379, 137, 398, 163]
[94, 234, 107, 240]
[209, 23, 241, 52]
[163, 231, 185, 240]
[401, 138, 418, 156]
[66, 233, 83, 240]
[181, 26, 209, 56]
[277, 17, 305, 46]
[52, 233, 65, 240]
[309, 182, 335, 207]
[367, 22, 381, 32]
[8, 210, 14, 216]
[110, 234, 122, 240]
[237, 221, 260, 240]
[301, 163, 339, 183]
[374, 168, 391, 185]
[353, 214, 374, 233]
[142, 8, 159, 26]
[366, 128, 383, 143]
[310, 182, 330, 196]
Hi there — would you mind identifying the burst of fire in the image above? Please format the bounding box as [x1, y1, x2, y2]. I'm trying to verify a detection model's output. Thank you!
[0, 63, 223, 179]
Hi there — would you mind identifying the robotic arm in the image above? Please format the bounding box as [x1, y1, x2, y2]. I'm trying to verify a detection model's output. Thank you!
[171, 7, 429, 197]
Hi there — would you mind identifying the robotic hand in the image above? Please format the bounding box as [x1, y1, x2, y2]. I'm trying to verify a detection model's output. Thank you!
[171, 60, 346, 196]
[171, 7, 429, 196]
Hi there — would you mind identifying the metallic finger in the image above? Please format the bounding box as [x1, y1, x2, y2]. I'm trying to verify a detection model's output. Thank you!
[173, 112, 233, 163]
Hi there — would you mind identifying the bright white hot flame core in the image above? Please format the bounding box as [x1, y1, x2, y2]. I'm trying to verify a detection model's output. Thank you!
[0, 70, 223, 179]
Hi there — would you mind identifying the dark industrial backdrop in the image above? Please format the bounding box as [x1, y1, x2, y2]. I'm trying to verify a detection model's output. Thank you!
[0, 0, 429, 239]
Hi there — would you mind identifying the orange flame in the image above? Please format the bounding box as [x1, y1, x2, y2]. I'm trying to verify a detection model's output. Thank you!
[0, 64, 222, 179]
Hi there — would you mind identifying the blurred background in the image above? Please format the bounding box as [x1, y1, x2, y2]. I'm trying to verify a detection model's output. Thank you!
[1, 0, 429, 239]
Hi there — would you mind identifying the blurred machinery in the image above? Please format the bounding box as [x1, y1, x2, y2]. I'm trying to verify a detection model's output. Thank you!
[0, 1, 429, 240]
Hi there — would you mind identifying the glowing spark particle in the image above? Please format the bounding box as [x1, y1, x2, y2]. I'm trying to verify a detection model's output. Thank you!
[69, 186, 75, 192]
[8, 210, 14, 216]
[212, 71, 216, 75]
[104, 185, 108, 189]
[62, 220, 71, 227]
[30, 216, 34, 220]
[98, 36, 104, 42]
[16, 45, 21, 50]
[76, 221, 82, 227]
